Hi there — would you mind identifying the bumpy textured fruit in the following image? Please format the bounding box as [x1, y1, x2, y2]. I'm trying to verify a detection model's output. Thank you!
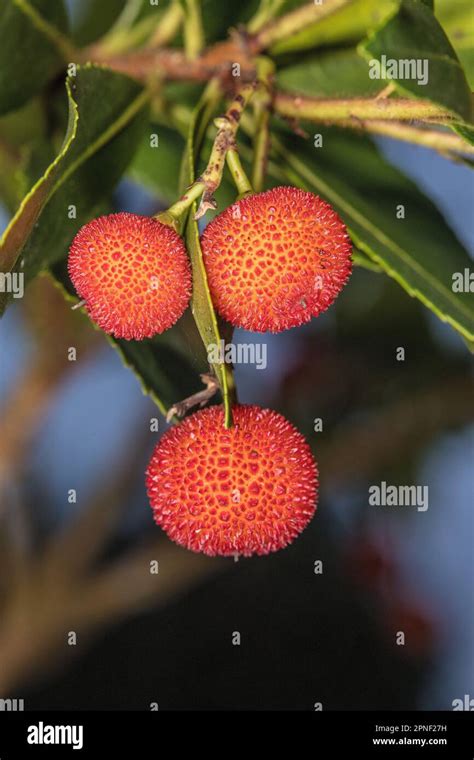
[68, 212, 191, 340]
[200, 186, 352, 332]
[146, 404, 318, 557]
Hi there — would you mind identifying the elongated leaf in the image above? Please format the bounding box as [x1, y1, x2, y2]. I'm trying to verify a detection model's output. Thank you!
[0, 64, 149, 314]
[180, 83, 235, 426]
[452, 121, 474, 147]
[359, 0, 472, 121]
[271, 128, 474, 341]
[436, 0, 474, 88]
[0, 0, 70, 115]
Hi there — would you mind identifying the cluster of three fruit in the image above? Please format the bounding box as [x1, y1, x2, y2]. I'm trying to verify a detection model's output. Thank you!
[68, 187, 352, 555]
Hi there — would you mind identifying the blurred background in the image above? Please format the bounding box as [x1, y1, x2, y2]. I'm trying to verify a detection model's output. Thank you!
[0, 0, 473, 711]
[0, 136, 472, 710]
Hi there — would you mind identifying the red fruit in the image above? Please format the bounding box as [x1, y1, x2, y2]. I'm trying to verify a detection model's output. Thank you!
[146, 404, 318, 557]
[200, 186, 352, 332]
[68, 212, 191, 340]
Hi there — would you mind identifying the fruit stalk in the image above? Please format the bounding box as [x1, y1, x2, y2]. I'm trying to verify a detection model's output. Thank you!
[226, 149, 253, 197]
[194, 83, 255, 216]
[165, 373, 220, 422]
[164, 82, 256, 221]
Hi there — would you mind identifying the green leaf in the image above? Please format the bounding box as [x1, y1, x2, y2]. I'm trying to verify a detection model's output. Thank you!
[452, 121, 474, 147]
[433, 0, 474, 150]
[359, 0, 472, 121]
[271, 128, 474, 342]
[0, 0, 71, 115]
[0, 64, 149, 315]
[436, 0, 474, 88]
[269, 0, 398, 55]
[69, 0, 126, 46]
[0, 97, 48, 148]
[110, 333, 203, 413]
[128, 123, 184, 203]
[276, 48, 381, 97]
[51, 264, 204, 414]
[200, 0, 258, 43]
[180, 82, 235, 427]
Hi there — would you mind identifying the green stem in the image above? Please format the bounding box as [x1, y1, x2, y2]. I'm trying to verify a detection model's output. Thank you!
[247, 0, 286, 34]
[95, 17, 157, 56]
[109, 0, 143, 33]
[183, 0, 205, 59]
[159, 181, 206, 222]
[251, 57, 274, 192]
[253, 0, 351, 51]
[147, 0, 184, 48]
[90, 0, 184, 57]
[274, 91, 453, 122]
[193, 82, 255, 218]
[226, 150, 253, 196]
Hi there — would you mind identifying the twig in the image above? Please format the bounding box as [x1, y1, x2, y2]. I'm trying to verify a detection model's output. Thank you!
[375, 83, 396, 100]
[89, 43, 257, 85]
[274, 91, 453, 123]
[194, 83, 255, 215]
[163, 82, 255, 222]
[166, 373, 220, 422]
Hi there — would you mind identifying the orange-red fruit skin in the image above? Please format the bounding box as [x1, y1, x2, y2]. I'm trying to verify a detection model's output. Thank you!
[68, 212, 191, 340]
[146, 404, 318, 557]
[200, 186, 352, 333]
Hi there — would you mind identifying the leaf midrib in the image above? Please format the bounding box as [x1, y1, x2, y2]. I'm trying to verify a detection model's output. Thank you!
[0, 68, 148, 276]
[11, 0, 74, 60]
